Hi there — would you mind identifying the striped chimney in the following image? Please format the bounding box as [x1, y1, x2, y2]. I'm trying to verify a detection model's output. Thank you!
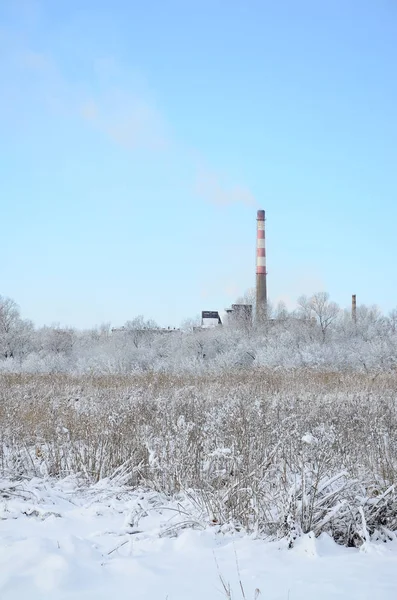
[352, 294, 357, 323]
[256, 209, 267, 322]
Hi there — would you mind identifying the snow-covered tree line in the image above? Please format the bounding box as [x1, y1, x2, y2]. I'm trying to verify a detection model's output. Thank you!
[0, 292, 396, 374]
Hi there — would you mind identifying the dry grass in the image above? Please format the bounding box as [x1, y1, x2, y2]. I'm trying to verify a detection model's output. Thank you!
[1, 368, 397, 545]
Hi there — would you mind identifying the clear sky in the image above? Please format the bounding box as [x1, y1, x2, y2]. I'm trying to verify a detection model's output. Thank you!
[1, 0, 396, 328]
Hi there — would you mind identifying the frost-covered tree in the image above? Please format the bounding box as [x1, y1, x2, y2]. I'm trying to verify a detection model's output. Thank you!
[123, 316, 159, 348]
[36, 326, 75, 356]
[297, 292, 340, 341]
[274, 300, 289, 321]
[180, 314, 201, 332]
[0, 296, 34, 358]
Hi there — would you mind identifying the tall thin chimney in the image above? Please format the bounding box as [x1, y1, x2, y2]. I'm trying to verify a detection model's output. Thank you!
[256, 209, 267, 322]
[352, 294, 357, 323]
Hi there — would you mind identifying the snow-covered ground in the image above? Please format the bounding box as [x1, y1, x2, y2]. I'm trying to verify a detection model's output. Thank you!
[1, 476, 397, 600]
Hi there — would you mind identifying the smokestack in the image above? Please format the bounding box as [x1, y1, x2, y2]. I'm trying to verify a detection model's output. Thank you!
[256, 209, 267, 322]
[352, 294, 357, 323]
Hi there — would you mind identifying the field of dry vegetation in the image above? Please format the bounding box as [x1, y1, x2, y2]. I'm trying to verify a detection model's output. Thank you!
[1, 368, 397, 546]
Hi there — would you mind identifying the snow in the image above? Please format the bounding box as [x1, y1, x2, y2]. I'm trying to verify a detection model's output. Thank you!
[302, 433, 317, 445]
[1, 477, 397, 599]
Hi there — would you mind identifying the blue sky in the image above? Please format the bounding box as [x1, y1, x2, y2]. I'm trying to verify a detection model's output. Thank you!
[1, 0, 396, 328]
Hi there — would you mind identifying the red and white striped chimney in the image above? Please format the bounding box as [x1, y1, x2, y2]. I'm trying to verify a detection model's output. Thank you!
[256, 209, 267, 322]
